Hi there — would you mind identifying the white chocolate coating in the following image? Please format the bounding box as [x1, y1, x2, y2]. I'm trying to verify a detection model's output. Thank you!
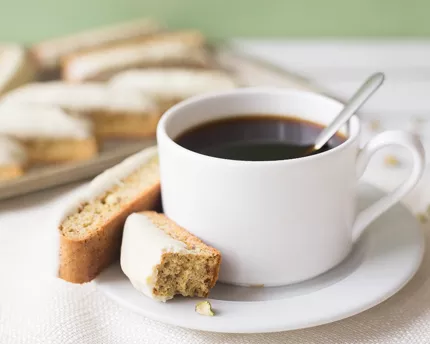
[2, 82, 157, 114]
[0, 44, 30, 95]
[0, 103, 93, 139]
[121, 213, 190, 302]
[31, 18, 162, 69]
[64, 38, 210, 82]
[109, 68, 238, 100]
[0, 135, 27, 165]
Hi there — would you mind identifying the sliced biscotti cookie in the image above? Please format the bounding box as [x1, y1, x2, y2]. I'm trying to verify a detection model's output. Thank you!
[110, 68, 238, 111]
[0, 103, 97, 163]
[58, 146, 160, 284]
[0, 135, 27, 181]
[0, 44, 35, 96]
[30, 18, 162, 71]
[62, 30, 213, 82]
[2, 82, 160, 138]
[121, 211, 221, 302]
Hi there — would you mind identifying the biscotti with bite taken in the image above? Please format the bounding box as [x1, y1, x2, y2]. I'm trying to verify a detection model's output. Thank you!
[58, 146, 160, 283]
[62, 30, 213, 82]
[2, 82, 161, 139]
[121, 211, 221, 301]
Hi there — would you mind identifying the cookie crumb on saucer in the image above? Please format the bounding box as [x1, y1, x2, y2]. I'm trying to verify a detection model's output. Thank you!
[384, 154, 401, 167]
[195, 301, 215, 316]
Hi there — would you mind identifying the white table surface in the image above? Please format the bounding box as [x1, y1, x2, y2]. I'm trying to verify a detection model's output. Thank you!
[234, 40, 430, 119]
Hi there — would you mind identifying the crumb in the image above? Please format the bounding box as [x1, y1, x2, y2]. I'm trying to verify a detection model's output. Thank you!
[195, 301, 215, 316]
[369, 120, 381, 131]
[417, 213, 428, 224]
[384, 155, 401, 167]
[249, 284, 265, 288]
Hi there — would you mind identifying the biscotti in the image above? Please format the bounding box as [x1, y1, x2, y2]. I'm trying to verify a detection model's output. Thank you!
[109, 68, 238, 111]
[0, 103, 97, 163]
[30, 18, 162, 71]
[121, 211, 221, 302]
[2, 82, 160, 138]
[58, 146, 160, 283]
[62, 30, 213, 82]
[0, 44, 35, 96]
[0, 136, 27, 181]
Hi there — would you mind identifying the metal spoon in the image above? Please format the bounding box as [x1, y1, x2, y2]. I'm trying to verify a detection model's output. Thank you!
[309, 72, 385, 153]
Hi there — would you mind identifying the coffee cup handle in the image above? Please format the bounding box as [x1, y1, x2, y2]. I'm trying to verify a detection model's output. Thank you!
[352, 130, 426, 242]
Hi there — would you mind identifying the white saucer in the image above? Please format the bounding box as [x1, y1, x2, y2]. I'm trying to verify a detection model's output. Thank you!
[95, 183, 425, 333]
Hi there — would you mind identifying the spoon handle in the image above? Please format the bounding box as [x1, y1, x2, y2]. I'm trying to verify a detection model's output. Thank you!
[313, 72, 385, 151]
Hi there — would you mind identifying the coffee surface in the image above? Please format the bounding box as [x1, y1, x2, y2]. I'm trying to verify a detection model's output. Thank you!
[175, 115, 346, 161]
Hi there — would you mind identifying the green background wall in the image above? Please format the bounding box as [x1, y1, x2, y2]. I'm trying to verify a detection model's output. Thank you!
[0, 0, 429, 43]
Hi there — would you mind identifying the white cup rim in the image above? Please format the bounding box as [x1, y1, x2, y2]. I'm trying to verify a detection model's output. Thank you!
[157, 87, 360, 166]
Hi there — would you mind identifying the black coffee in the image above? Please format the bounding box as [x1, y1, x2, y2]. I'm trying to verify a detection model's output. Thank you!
[175, 115, 346, 161]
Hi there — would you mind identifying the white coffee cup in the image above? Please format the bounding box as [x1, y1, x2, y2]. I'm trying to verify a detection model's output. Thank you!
[157, 88, 425, 286]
